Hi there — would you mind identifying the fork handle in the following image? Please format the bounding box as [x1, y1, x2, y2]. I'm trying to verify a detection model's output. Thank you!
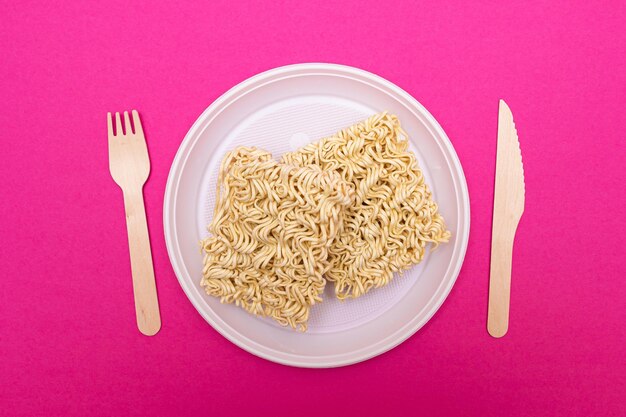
[122, 188, 161, 336]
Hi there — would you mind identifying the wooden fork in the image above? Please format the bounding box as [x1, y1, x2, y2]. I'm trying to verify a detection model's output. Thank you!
[108, 110, 161, 336]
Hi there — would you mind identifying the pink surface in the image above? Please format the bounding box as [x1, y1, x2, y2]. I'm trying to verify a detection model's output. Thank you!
[1, 1, 624, 416]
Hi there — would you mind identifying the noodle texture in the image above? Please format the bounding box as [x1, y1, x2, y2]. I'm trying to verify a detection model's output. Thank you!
[281, 113, 450, 299]
[201, 147, 353, 330]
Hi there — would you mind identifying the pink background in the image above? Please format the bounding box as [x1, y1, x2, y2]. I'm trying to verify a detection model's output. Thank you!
[1, 1, 624, 416]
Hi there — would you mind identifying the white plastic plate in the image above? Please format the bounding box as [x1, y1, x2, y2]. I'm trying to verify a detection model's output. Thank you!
[164, 63, 470, 367]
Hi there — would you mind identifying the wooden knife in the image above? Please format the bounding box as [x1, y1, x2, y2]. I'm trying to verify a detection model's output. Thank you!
[488, 100, 525, 338]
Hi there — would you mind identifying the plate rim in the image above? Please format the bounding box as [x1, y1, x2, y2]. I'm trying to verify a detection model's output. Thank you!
[163, 63, 470, 368]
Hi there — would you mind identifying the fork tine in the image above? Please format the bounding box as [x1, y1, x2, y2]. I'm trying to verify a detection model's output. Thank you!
[115, 112, 123, 136]
[124, 111, 133, 134]
[107, 112, 114, 137]
[132, 110, 144, 136]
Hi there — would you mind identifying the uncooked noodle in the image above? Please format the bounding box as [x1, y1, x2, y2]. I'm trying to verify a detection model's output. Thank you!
[201, 113, 450, 331]
[201, 147, 353, 330]
[281, 112, 450, 299]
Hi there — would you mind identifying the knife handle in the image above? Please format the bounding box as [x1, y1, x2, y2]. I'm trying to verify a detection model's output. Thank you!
[487, 234, 515, 338]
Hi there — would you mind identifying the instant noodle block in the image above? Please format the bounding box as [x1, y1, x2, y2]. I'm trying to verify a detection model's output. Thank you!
[201, 147, 353, 330]
[281, 113, 450, 299]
